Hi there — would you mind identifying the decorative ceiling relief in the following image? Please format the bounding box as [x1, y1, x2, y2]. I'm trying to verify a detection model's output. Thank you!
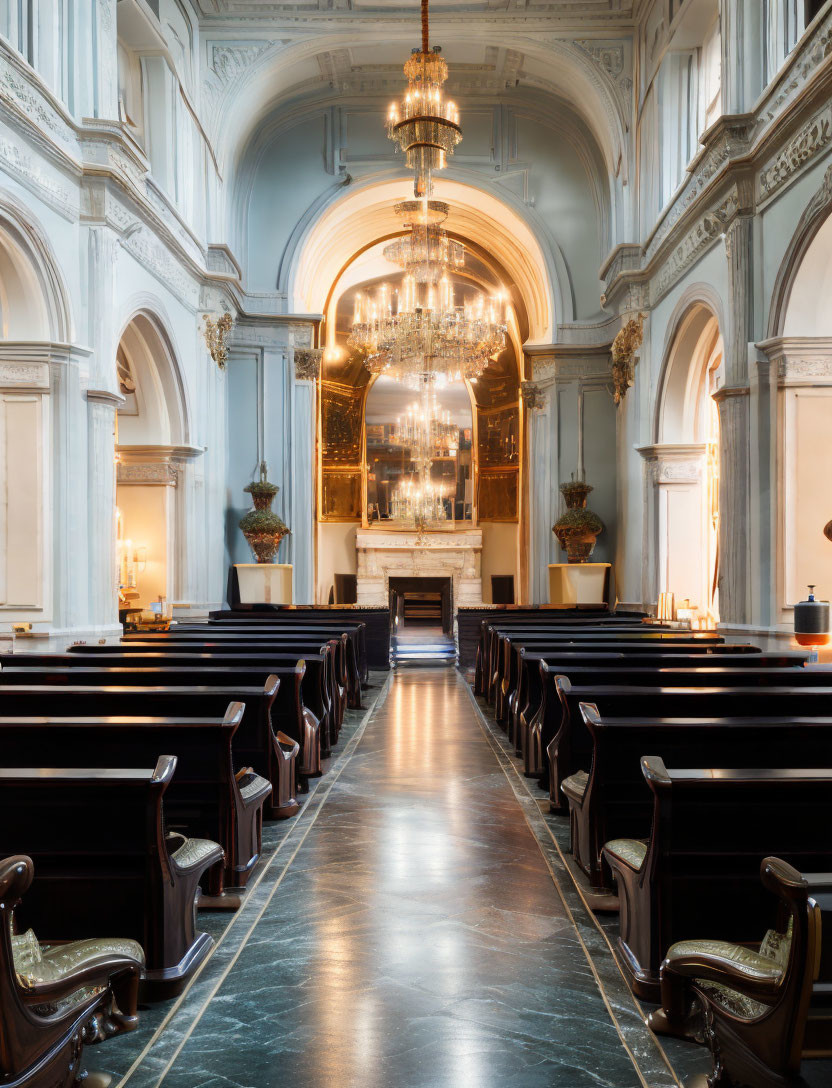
[202, 40, 288, 126]
[573, 39, 633, 120]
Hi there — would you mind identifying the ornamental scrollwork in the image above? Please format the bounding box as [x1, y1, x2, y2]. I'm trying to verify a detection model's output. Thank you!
[519, 381, 546, 410]
[294, 348, 324, 381]
[610, 314, 645, 406]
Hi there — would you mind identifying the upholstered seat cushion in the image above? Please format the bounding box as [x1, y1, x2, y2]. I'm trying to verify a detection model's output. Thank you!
[667, 925, 792, 1023]
[170, 835, 223, 871]
[604, 838, 647, 871]
[11, 927, 145, 1017]
[561, 769, 589, 802]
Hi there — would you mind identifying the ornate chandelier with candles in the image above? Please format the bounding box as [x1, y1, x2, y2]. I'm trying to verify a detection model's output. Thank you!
[383, 200, 464, 283]
[348, 0, 507, 387]
[386, 0, 461, 198]
[347, 272, 506, 387]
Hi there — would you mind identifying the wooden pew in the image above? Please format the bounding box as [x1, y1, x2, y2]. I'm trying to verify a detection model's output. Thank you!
[564, 697, 832, 890]
[514, 647, 804, 759]
[478, 620, 658, 703]
[547, 675, 832, 812]
[491, 630, 728, 728]
[469, 610, 643, 684]
[0, 759, 222, 995]
[485, 627, 722, 708]
[201, 616, 372, 687]
[649, 857, 832, 1086]
[0, 854, 144, 1087]
[0, 678, 302, 817]
[530, 662, 821, 786]
[600, 757, 832, 998]
[490, 625, 669, 719]
[0, 700, 270, 894]
[3, 648, 341, 756]
[489, 628, 723, 712]
[209, 603, 391, 675]
[92, 632, 355, 715]
[134, 627, 363, 709]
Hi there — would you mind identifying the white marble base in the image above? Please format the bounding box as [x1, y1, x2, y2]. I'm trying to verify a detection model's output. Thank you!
[235, 563, 293, 605]
[548, 563, 611, 605]
[356, 529, 483, 607]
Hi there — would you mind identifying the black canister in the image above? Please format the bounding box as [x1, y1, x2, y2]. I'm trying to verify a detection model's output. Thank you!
[794, 585, 830, 647]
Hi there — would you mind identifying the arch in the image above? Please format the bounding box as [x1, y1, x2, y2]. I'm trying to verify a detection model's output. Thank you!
[653, 284, 725, 444]
[767, 164, 832, 338]
[648, 292, 724, 625]
[290, 175, 559, 343]
[0, 189, 72, 341]
[114, 300, 191, 446]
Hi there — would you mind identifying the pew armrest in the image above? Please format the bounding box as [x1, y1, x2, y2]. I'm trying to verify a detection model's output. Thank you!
[561, 769, 588, 806]
[661, 941, 784, 1004]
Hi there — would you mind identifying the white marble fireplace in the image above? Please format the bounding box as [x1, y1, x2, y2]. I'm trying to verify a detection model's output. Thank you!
[355, 528, 484, 607]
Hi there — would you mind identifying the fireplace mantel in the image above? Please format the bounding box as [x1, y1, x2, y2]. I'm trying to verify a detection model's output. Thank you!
[355, 528, 483, 607]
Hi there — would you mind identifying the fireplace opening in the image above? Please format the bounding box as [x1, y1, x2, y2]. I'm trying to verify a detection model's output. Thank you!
[389, 576, 455, 665]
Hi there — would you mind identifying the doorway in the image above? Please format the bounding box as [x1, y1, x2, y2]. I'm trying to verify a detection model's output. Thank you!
[389, 576, 455, 665]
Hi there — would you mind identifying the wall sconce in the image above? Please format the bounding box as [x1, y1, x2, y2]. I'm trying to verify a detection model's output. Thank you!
[202, 312, 234, 371]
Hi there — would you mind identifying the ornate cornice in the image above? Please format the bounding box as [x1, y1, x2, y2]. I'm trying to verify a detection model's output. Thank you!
[117, 462, 178, 486]
[757, 336, 832, 385]
[637, 443, 707, 484]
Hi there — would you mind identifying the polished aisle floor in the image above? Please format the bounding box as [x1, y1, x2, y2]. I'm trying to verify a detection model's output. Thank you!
[113, 668, 684, 1088]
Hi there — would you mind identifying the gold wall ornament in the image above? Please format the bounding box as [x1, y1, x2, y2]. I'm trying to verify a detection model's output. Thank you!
[294, 348, 324, 381]
[202, 312, 234, 371]
[610, 313, 645, 405]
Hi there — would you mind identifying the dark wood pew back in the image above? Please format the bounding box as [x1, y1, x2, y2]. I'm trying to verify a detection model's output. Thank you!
[549, 676, 832, 808]
[0, 705, 263, 890]
[572, 705, 832, 889]
[515, 648, 806, 755]
[2, 650, 339, 754]
[129, 627, 362, 707]
[0, 758, 219, 991]
[604, 757, 832, 997]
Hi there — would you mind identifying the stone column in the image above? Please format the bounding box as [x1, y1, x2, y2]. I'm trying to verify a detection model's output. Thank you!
[290, 347, 323, 604]
[86, 389, 122, 633]
[718, 215, 754, 625]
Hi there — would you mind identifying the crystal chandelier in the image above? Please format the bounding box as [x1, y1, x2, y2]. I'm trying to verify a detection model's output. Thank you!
[348, 0, 507, 387]
[347, 273, 506, 387]
[383, 201, 464, 283]
[386, 0, 461, 197]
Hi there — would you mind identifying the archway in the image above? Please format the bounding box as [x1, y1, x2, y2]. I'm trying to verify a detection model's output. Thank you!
[313, 216, 528, 606]
[114, 311, 189, 616]
[642, 302, 724, 624]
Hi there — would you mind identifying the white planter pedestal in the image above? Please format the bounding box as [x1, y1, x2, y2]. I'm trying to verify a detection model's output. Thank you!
[234, 563, 293, 605]
[548, 563, 611, 606]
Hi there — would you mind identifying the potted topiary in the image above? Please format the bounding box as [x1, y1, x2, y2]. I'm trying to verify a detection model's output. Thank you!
[553, 477, 604, 563]
[239, 462, 290, 563]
